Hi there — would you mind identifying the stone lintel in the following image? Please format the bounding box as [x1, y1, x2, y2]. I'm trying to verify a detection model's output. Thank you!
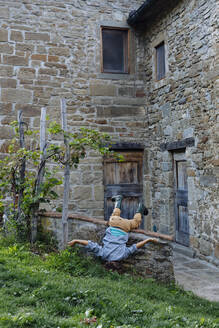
[110, 142, 144, 150]
[160, 137, 195, 151]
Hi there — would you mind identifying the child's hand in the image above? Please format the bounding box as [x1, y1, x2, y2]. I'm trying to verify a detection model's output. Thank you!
[68, 240, 76, 247]
[147, 238, 159, 243]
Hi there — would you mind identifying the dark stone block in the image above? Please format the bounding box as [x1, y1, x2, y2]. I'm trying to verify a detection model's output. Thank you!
[160, 138, 195, 151]
[110, 142, 144, 150]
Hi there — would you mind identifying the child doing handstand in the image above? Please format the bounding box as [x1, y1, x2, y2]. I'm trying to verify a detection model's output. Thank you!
[68, 195, 158, 262]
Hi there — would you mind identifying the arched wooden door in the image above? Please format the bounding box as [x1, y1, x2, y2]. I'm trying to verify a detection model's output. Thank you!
[103, 151, 143, 226]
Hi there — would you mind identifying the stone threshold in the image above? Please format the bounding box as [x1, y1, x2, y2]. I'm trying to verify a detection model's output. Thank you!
[172, 242, 196, 258]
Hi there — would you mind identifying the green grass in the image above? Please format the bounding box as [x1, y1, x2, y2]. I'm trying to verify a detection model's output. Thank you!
[0, 237, 218, 328]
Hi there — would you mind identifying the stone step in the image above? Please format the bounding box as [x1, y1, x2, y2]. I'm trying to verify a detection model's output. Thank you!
[172, 242, 196, 258]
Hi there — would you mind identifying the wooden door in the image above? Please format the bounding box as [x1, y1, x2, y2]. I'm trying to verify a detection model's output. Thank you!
[103, 151, 143, 225]
[173, 152, 189, 246]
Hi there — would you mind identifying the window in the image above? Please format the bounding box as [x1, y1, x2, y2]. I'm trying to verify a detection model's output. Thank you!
[101, 27, 129, 74]
[152, 34, 168, 86]
[155, 41, 166, 80]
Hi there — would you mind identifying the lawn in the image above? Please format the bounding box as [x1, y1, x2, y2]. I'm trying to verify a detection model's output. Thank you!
[0, 237, 218, 328]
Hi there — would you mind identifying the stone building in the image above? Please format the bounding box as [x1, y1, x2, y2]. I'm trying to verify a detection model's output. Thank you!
[0, 0, 218, 264]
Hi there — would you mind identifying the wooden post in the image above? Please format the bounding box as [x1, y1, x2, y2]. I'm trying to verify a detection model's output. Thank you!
[61, 98, 70, 249]
[17, 110, 25, 222]
[40, 107, 47, 156]
[31, 108, 47, 244]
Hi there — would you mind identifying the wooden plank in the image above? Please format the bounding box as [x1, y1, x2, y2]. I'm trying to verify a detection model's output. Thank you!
[177, 161, 188, 189]
[40, 211, 174, 241]
[17, 110, 26, 223]
[176, 230, 189, 246]
[105, 196, 140, 220]
[134, 229, 174, 241]
[178, 205, 189, 233]
[31, 107, 47, 244]
[117, 161, 138, 183]
[121, 196, 139, 219]
[40, 108, 47, 155]
[176, 190, 188, 206]
[104, 162, 116, 184]
[104, 161, 141, 184]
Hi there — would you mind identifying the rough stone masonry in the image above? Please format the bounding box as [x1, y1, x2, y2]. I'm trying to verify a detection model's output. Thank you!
[0, 0, 218, 265]
[137, 0, 218, 265]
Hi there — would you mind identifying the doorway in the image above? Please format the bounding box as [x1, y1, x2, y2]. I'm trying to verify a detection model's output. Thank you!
[173, 151, 189, 246]
[103, 150, 143, 225]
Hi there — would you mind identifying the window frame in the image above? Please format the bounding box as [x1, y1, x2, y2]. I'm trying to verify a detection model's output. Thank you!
[152, 32, 169, 88]
[100, 26, 130, 75]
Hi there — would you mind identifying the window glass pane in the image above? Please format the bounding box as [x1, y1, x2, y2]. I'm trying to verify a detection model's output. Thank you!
[102, 28, 128, 73]
[156, 42, 165, 80]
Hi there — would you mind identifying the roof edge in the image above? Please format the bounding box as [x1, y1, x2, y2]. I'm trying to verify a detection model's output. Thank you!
[127, 0, 180, 30]
[127, 0, 155, 26]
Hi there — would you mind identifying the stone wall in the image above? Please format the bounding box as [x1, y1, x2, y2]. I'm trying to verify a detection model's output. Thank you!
[40, 214, 175, 283]
[0, 0, 218, 265]
[0, 0, 145, 219]
[139, 0, 218, 264]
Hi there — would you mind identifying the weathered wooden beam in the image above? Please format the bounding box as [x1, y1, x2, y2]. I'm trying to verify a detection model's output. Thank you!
[17, 110, 26, 222]
[40, 107, 47, 154]
[133, 229, 174, 241]
[40, 211, 174, 241]
[31, 107, 47, 244]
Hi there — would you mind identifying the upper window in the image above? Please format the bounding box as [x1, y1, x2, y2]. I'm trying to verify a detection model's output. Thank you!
[155, 41, 166, 80]
[101, 27, 129, 74]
